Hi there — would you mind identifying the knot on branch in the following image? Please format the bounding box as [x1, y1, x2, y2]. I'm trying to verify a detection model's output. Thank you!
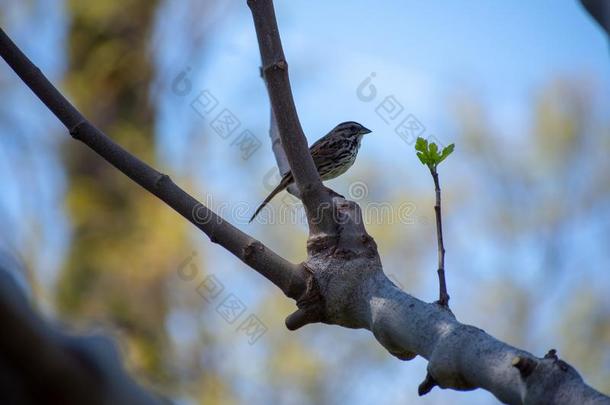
[306, 196, 377, 259]
[518, 349, 583, 403]
[434, 297, 452, 312]
[512, 355, 538, 378]
[243, 240, 265, 264]
[422, 324, 478, 393]
[544, 348, 558, 360]
[154, 173, 171, 189]
[418, 372, 438, 396]
[285, 264, 324, 330]
[69, 120, 88, 140]
[306, 234, 339, 256]
[346, 230, 377, 259]
[261, 60, 288, 78]
[544, 349, 569, 372]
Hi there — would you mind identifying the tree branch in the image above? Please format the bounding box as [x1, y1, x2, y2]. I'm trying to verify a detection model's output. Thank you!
[0, 27, 306, 301]
[430, 168, 449, 307]
[248, 0, 335, 235]
[366, 276, 609, 404]
[580, 0, 610, 37]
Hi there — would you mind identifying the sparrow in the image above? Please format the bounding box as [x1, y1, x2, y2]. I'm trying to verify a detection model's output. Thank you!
[250, 121, 371, 222]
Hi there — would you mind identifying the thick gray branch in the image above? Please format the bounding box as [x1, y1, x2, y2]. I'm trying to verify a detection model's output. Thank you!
[367, 276, 609, 404]
[297, 199, 610, 404]
[0, 27, 305, 301]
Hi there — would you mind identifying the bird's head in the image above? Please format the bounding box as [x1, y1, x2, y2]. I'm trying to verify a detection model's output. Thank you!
[334, 121, 372, 138]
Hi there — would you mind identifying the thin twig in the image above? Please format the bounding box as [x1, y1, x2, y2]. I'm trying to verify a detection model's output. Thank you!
[430, 166, 449, 307]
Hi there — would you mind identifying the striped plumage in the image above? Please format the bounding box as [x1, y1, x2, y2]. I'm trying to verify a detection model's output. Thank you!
[249, 121, 371, 222]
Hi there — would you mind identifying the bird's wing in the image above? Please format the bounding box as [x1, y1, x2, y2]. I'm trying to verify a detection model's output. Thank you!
[309, 133, 328, 152]
[309, 132, 337, 167]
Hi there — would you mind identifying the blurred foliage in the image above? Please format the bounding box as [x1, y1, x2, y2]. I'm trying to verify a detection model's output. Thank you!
[453, 77, 610, 394]
[454, 78, 606, 238]
[56, 0, 188, 389]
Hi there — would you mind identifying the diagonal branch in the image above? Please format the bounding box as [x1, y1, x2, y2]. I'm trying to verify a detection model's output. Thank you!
[580, 0, 610, 37]
[248, 0, 335, 235]
[0, 27, 305, 301]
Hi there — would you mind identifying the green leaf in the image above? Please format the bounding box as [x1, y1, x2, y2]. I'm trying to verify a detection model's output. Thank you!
[415, 137, 428, 153]
[415, 137, 455, 168]
[429, 143, 440, 162]
[438, 143, 455, 163]
[415, 137, 430, 165]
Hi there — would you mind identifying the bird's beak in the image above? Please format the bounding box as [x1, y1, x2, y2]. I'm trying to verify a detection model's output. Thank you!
[360, 126, 372, 135]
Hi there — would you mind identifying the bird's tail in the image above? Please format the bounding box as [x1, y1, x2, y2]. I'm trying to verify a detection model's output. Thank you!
[249, 174, 293, 223]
